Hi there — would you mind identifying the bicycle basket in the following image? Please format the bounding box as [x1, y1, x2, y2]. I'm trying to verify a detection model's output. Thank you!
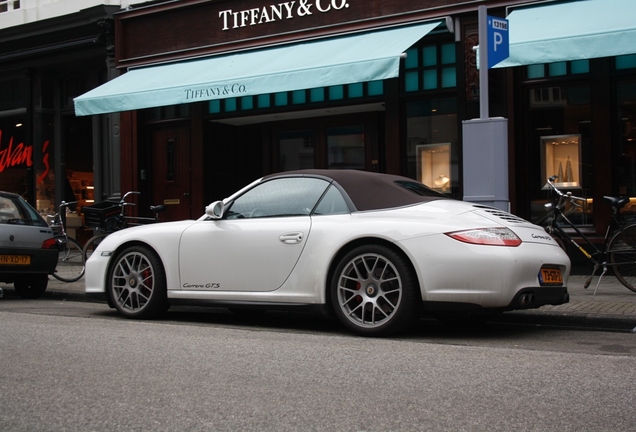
[83, 201, 120, 231]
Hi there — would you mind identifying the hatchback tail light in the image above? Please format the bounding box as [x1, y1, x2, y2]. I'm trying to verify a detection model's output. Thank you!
[446, 227, 522, 247]
[42, 238, 58, 250]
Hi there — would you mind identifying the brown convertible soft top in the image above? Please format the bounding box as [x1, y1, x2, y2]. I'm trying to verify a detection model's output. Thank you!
[264, 169, 448, 211]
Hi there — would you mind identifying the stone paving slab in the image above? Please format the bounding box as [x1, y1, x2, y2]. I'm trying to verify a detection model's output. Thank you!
[556, 275, 636, 315]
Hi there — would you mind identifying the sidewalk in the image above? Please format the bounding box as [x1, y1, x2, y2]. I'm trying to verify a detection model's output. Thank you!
[498, 275, 636, 331]
[6, 274, 636, 332]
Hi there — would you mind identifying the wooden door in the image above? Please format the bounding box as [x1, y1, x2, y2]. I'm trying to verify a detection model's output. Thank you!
[151, 126, 192, 221]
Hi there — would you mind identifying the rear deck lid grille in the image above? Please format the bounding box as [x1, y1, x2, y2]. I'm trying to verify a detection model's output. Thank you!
[472, 205, 528, 224]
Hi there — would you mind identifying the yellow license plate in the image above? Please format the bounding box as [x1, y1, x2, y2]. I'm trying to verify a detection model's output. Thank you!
[540, 268, 562, 285]
[0, 255, 31, 265]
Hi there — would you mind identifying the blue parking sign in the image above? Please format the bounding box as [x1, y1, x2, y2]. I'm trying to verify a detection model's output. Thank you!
[487, 16, 509, 68]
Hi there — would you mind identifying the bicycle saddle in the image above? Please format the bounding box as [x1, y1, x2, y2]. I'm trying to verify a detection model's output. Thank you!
[603, 195, 630, 210]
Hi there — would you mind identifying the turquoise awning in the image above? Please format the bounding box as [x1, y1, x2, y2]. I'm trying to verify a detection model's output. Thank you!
[74, 21, 443, 116]
[494, 0, 636, 68]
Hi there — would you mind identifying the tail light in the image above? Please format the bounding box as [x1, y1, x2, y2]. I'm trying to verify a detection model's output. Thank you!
[42, 238, 58, 250]
[446, 227, 522, 247]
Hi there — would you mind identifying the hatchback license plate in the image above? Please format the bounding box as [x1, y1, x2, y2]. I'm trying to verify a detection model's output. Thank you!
[0, 255, 31, 265]
[540, 268, 562, 285]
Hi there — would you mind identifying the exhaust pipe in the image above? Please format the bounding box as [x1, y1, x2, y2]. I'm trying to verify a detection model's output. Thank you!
[519, 293, 535, 307]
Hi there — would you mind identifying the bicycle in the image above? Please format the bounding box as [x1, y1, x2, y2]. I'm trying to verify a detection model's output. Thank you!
[83, 191, 166, 261]
[544, 175, 636, 294]
[48, 201, 85, 282]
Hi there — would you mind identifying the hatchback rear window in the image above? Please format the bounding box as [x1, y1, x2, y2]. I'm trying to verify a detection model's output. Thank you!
[0, 195, 48, 227]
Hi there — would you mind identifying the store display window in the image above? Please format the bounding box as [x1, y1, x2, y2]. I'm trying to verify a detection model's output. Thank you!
[279, 130, 315, 171]
[406, 98, 458, 195]
[525, 83, 591, 227]
[540, 134, 581, 189]
[416, 143, 451, 192]
[327, 126, 365, 170]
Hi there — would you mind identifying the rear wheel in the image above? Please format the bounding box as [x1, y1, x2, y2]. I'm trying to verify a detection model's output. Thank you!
[330, 244, 419, 336]
[52, 237, 85, 282]
[609, 224, 636, 293]
[14, 274, 48, 299]
[107, 245, 168, 318]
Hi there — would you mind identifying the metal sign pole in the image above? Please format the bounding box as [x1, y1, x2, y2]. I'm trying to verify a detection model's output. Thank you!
[478, 5, 489, 119]
[462, 5, 510, 211]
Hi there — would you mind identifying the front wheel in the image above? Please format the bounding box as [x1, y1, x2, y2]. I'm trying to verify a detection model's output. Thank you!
[107, 245, 168, 318]
[608, 224, 636, 293]
[330, 244, 419, 336]
[52, 237, 85, 282]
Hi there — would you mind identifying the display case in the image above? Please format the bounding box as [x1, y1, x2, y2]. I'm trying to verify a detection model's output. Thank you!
[416, 143, 451, 192]
[541, 134, 581, 188]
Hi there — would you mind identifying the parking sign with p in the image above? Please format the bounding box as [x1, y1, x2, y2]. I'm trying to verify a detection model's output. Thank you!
[487, 16, 509, 68]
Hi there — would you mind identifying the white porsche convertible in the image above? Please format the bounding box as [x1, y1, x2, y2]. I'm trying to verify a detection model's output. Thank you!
[85, 170, 570, 336]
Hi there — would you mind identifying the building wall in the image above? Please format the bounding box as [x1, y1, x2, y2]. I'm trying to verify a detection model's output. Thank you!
[0, 0, 148, 28]
[112, 0, 495, 220]
[0, 3, 130, 239]
[105, 0, 636, 238]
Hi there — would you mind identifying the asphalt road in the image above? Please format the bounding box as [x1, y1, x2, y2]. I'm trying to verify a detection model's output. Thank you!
[1, 298, 635, 431]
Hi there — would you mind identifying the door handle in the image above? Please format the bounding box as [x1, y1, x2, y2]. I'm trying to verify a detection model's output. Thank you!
[279, 232, 303, 244]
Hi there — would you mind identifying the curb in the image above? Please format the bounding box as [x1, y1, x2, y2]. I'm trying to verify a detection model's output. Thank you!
[42, 289, 99, 303]
[495, 309, 636, 332]
[38, 285, 636, 333]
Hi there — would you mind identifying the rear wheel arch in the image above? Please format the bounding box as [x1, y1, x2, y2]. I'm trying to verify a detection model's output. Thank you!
[325, 238, 421, 313]
[324, 237, 419, 300]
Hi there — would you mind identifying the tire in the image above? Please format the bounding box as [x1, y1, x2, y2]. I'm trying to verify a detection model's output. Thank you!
[14, 274, 49, 299]
[83, 234, 109, 263]
[330, 244, 419, 336]
[52, 238, 85, 282]
[608, 224, 636, 293]
[107, 245, 168, 319]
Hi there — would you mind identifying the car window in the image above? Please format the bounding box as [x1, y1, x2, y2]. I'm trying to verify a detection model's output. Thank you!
[313, 185, 350, 215]
[394, 180, 446, 197]
[0, 197, 21, 223]
[0, 195, 47, 226]
[226, 177, 330, 219]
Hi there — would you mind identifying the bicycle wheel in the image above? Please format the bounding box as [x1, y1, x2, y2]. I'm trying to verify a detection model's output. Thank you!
[52, 237, 85, 282]
[550, 231, 568, 252]
[608, 224, 636, 293]
[83, 233, 109, 262]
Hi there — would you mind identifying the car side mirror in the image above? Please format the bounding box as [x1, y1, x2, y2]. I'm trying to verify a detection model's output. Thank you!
[205, 201, 225, 220]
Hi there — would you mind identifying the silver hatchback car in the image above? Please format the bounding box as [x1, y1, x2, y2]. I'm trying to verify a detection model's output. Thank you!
[0, 191, 59, 298]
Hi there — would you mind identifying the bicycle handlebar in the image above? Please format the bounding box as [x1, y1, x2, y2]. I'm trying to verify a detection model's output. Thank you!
[546, 176, 586, 205]
[116, 191, 165, 220]
[48, 200, 77, 219]
[120, 191, 141, 205]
